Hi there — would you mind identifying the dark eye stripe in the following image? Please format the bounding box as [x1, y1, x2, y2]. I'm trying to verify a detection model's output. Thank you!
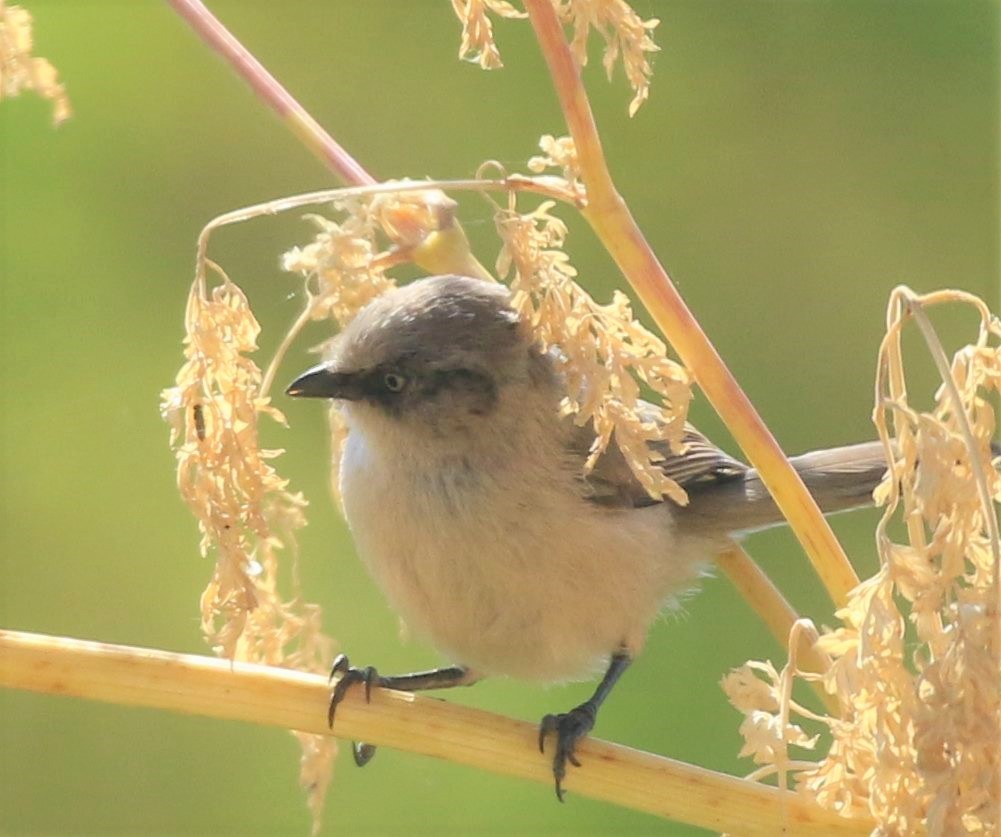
[421, 368, 497, 410]
[356, 365, 498, 416]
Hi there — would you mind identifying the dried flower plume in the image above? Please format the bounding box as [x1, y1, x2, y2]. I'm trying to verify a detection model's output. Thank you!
[555, 0, 659, 117]
[161, 266, 336, 833]
[723, 288, 1001, 833]
[452, 0, 658, 115]
[493, 145, 691, 500]
[0, 1, 70, 124]
[452, 0, 526, 69]
[527, 133, 585, 201]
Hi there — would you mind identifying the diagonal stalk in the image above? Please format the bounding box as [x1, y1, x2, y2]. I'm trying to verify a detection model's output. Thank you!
[716, 544, 838, 714]
[166, 0, 490, 280]
[524, 0, 859, 606]
[166, 0, 375, 186]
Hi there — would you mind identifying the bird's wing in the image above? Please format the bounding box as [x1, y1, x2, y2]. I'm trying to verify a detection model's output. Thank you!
[572, 403, 747, 509]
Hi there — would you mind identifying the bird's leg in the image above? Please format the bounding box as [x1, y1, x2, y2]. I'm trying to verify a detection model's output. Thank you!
[538, 650, 632, 801]
[326, 654, 479, 766]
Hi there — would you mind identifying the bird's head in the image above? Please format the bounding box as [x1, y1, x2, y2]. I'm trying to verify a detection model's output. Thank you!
[286, 275, 556, 442]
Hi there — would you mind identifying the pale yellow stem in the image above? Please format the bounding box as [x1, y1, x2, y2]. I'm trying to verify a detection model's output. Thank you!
[0, 630, 871, 835]
[524, 0, 859, 606]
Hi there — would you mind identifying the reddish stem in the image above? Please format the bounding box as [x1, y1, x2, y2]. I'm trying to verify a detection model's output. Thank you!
[166, 0, 375, 186]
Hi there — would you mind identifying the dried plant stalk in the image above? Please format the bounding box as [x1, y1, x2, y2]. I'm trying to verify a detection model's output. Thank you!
[715, 544, 837, 715]
[523, 0, 860, 606]
[724, 287, 1001, 834]
[1, 629, 874, 836]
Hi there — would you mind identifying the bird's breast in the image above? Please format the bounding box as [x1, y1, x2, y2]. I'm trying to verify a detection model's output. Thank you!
[338, 427, 708, 682]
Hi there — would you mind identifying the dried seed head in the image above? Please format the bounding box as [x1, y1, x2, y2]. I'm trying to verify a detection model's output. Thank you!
[452, 0, 526, 69]
[528, 134, 584, 201]
[0, 2, 70, 124]
[162, 268, 337, 831]
[494, 183, 691, 502]
[554, 0, 659, 117]
[450, 0, 658, 115]
[723, 289, 1001, 832]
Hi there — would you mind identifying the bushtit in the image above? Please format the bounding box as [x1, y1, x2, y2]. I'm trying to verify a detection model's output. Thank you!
[287, 274, 887, 798]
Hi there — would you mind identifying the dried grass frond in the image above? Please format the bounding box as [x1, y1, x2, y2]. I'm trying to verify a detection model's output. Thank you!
[492, 175, 691, 501]
[553, 0, 659, 117]
[527, 134, 584, 201]
[452, 0, 526, 69]
[450, 0, 657, 114]
[723, 287, 1001, 833]
[0, 1, 70, 124]
[161, 262, 336, 834]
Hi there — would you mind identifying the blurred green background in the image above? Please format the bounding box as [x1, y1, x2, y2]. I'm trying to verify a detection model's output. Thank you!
[2, 1, 997, 834]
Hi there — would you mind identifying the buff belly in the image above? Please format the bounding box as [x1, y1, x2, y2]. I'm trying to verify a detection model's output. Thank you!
[339, 427, 707, 683]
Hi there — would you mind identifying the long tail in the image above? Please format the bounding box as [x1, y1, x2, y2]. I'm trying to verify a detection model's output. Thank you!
[681, 441, 890, 536]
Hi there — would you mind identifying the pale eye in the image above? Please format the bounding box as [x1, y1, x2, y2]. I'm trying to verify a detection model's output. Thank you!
[383, 372, 407, 393]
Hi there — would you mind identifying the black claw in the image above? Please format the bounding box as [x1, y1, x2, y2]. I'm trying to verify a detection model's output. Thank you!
[352, 741, 378, 767]
[537, 704, 597, 801]
[326, 655, 382, 729]
[362, 666, 378, 703]
[538, 714, 554, 754]
[329, 653, 350, 684]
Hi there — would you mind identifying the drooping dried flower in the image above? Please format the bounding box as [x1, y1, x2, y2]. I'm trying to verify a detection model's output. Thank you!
[527, 134, 584, 201]
[723, 287, 1001, 833]
[161, 266, 336, 833]
[281, 203, 395, 328]
[452, 0, 526, 69]
[494, 185, 691, 502]
[450, 0, 658, 115]
[553, 0, 659, 117]
[0, 1, 70, 124]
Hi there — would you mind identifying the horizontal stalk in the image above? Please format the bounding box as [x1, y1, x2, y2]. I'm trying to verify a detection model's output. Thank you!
[0, 630, 870, 835]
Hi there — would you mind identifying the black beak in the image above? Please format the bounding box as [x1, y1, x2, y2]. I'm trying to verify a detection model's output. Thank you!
[285, 364, 361, 400]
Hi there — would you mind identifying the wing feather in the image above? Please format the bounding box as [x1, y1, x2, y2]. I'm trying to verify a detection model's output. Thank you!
[570, 403, 747, 509]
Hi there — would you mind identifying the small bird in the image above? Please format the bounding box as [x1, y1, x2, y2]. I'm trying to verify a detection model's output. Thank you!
[286, 274, 887, 799]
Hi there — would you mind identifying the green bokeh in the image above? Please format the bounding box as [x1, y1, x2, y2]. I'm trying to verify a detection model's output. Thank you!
[1, 2, 997, 835]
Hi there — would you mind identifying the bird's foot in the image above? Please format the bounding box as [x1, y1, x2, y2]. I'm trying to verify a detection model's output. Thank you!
[327, 653, 384, 726]
[327, 654, 382, 766]
[538, 702, 597, 802]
